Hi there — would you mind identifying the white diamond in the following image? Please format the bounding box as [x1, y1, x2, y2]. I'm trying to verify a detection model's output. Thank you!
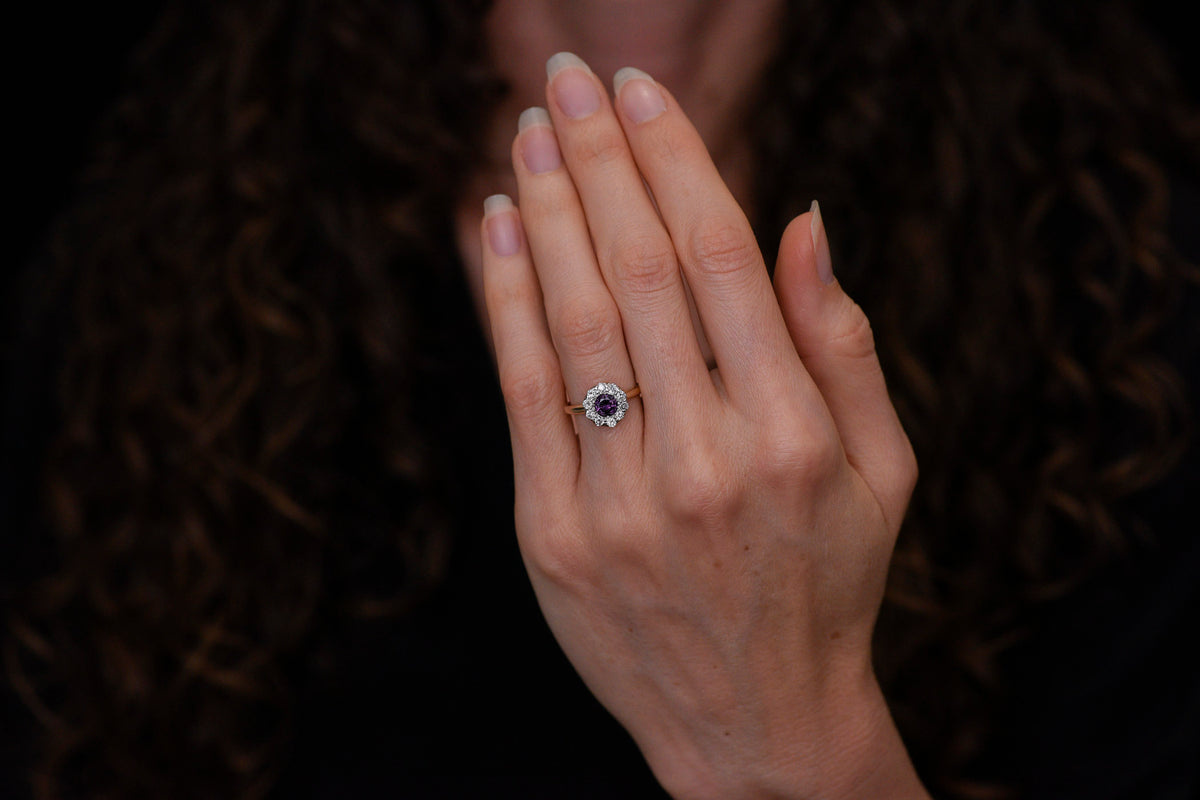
[582, 382, 628, 428]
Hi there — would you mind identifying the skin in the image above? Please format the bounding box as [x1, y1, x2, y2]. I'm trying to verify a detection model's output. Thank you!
[462, 4, 930, 797]
[457, 0, 782, 333]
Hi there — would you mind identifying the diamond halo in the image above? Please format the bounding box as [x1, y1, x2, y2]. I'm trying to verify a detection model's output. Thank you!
[582, 382, 630, 428]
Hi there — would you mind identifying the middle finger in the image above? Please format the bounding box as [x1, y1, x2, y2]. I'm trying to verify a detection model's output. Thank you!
[544, 52, 715, 432]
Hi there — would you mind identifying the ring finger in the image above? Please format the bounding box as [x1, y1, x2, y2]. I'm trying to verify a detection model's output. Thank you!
[513, 106, 642, 471]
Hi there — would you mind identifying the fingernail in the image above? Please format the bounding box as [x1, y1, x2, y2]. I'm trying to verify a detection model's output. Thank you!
[547, 52, 600, 119]
[518, 107, 561, 174]
[810, 200, 835, 284]
[614, 67, 666, 124]
[484, 194, 521, 257]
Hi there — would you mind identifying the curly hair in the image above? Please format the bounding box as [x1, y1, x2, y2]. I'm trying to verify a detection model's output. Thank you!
[4, 0, 1197, 797]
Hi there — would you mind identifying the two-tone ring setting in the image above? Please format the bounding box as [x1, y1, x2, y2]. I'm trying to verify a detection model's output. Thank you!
[565, 382, 641, 427]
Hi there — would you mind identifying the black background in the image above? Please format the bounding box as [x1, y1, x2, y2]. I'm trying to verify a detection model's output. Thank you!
[7, 2, 1197, 284]
[2, 6, 1197, 798]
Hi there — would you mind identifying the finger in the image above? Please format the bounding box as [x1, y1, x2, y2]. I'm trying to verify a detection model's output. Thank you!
[543, 53, 713, 428]
[773, 203, 918, 534]
[480, 193, 579, 495]
[512, 107, 643, 468]
[612, 67, 810, 408]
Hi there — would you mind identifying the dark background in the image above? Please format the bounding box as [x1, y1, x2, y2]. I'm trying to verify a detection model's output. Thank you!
[1, 5, 1197, 797]
[6, 2, 1198, 316]
[11, 2, 162, 273]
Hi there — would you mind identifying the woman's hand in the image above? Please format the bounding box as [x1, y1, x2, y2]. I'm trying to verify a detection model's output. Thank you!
[479, 53, 926, 800]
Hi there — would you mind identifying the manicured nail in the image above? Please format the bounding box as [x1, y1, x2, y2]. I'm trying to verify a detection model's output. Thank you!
[484, 194, 521, 257]
[810, 200, 834, 284]
[547, 52, 600, 119]
[614, 67, 666, 124]
[518, 107, 561, 174]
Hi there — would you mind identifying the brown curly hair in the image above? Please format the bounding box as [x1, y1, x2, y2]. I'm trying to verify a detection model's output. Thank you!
[4, 0, 1197, 797]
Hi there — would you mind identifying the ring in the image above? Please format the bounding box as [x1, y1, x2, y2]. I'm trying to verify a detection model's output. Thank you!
[565, 382, 641, 428]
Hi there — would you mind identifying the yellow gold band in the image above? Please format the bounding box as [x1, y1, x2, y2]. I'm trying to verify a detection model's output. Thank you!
[565, 384, 640, 415]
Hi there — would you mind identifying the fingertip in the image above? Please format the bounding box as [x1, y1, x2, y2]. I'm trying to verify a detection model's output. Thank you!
[774, 210, 817, 291]
[810, 200, 835, 284]
[613, 67, 650, 94]
[482, 194, 522, 258]
[484, 193, 515, 217]
[613, 67, 666, 124]
[774, 204, 857, 358]
[518, 106, 552, 133]
[515, 107, 563, 175]
[775, 202, 839, 293]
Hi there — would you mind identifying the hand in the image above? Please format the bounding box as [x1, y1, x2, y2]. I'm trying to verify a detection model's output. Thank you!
[479, 53, 926, 799]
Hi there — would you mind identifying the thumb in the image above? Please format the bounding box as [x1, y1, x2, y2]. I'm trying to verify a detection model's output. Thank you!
[773, 201, 917, 534]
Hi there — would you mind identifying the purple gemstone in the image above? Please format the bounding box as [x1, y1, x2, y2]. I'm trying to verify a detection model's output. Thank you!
[594, 393, 619, 417]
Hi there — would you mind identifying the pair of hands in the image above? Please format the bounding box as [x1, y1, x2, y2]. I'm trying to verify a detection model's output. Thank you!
[479, 53, 926, 799]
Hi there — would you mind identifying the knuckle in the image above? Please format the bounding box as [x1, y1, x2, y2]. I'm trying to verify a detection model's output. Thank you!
[663, 449, 741, 524]
[484, 274, 536, 314]
[607, 236, 678, 297]
[554, 296, 622, 360]
[758, 424, 843, 488]
[524, 530, 593, 588]
[499, 357, 561, 416]
[642, 127, 682, 164]
[873, 434, 919, 535]
[896, 437, 920, 500]
[685, 219, 760, 279]
[589, 505, 652, 561]
[828, 302, 878, 361]
[573, 129, 629, 167]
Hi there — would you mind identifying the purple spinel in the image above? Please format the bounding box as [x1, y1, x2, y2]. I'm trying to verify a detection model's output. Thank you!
[595, 393, 619, 417]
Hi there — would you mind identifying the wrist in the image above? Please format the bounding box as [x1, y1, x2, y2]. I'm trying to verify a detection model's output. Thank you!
[753, 671, 928, 800]
[796, 675, 929, 800]
[651, 665, 929, 800]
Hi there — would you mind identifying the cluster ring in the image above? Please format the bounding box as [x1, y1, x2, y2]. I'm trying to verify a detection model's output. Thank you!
[565, 382, 641, 428]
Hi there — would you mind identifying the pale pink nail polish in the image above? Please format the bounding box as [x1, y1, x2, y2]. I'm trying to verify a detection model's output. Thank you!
[547, 52, 600, 119]
[810, 200, 835, 284]
[614, 67, 666, 124]
[484, 194, 521, 257]
[518, 107, 561, 174]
